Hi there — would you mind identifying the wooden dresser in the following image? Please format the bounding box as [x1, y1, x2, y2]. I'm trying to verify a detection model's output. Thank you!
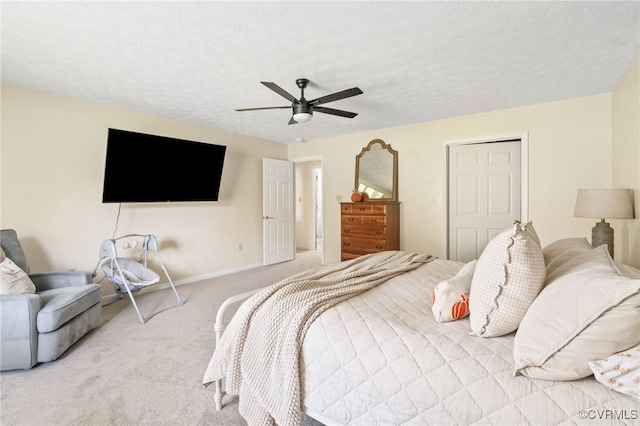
[340, 202, 400, 261]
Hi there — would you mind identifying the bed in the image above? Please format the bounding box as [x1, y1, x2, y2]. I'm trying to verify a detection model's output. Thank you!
[203, 224, 640, 426]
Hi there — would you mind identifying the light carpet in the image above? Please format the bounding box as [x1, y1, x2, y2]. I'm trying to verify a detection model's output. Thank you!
[0, 250, 324, 426]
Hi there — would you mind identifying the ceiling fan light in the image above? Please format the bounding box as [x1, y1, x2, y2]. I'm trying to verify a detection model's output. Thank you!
[293, 112, 312, 123]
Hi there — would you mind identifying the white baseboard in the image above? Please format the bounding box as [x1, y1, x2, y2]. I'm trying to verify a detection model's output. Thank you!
[100, 261, 263, 303]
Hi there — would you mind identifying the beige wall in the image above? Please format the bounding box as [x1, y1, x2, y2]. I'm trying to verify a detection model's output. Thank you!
[612, 55, 640, 267]
[1, 84, 287, 294]
[289, 94, 626, 265]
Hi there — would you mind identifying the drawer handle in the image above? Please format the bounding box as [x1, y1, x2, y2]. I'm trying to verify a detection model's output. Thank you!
[344, 229, 350, 233]
[344, 242, 351, 247]
[376, 230, 383, 235]
[376, 245, 383, 249]
[371, 219, 377, 223]
[359, 207, 366, 211]
[348, 218, 354, 222]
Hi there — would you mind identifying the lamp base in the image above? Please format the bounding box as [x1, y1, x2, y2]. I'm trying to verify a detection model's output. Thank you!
[592, 219, 614, 258]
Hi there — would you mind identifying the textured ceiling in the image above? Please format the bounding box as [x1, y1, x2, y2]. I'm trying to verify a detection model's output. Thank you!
[2, 1, 639, 144]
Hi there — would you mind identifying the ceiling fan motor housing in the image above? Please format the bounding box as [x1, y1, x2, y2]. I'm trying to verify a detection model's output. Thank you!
[293, 102, 312, 115]
[294, 78, 311, 115]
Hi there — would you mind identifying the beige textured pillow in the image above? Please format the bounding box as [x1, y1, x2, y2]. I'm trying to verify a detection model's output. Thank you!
[0, 255, 36, 295]
[469, 221, 545, 337]
[542, 237, 591, 276]
[431, 260, 476, 322]
[513, 245, 640, 380]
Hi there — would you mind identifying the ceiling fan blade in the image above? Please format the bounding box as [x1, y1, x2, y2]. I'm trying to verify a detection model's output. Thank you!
[310, 87, 363, 106]
[235, 106, 290, 111]
[314, 106, 358, 118]
[261, 82, 298, 103]
[288, 116, 298, 125]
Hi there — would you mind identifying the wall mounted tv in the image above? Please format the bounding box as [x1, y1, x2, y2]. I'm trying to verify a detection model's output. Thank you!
[102, 128, 226, 203]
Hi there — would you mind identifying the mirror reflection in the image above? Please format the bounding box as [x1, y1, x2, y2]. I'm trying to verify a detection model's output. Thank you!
[355, 139, 398, 201]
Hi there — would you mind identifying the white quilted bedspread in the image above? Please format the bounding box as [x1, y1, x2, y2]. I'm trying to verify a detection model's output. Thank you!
[300, 259, 639, 425]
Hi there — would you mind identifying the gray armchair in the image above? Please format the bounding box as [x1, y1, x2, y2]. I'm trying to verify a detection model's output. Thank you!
[0, 229, 102, 371]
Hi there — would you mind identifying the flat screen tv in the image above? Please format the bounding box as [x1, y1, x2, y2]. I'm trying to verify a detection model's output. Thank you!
[102, 128, 226, 203]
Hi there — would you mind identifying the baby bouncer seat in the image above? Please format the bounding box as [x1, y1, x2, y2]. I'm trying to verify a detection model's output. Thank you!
[93, 234, 183, 324]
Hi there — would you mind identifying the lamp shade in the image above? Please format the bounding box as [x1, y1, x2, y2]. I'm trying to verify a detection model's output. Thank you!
[574, 189, 635, 219]
[293, 112, 312, 123]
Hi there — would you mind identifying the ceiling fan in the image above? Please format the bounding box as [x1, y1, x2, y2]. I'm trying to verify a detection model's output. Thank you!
[236, 78, 363, 125]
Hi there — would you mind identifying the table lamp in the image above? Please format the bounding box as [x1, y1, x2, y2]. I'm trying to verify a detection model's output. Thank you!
[574, 188, 634, 258]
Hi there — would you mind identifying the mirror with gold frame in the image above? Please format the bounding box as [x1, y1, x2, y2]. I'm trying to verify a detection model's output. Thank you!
[354, 139, 398, 201]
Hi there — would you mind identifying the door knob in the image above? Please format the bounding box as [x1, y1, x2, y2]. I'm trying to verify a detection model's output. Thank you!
[263, 216, 274, 220]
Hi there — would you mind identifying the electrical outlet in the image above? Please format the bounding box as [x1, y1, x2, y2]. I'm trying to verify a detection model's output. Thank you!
[336, 195, 342, 202]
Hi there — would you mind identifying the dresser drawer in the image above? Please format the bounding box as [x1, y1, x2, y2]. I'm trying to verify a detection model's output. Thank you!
[341, 237, 388, 254]
[342, 215, 363, 225]
[341, 204, 354, 214]
[362, 215, 386, 225]
[341, 252, 361, 261]
[342, 224, 386, 238]
[371, 204, 387, 214]
[351, 204, 375, 215]
[341, 215, 386, 226]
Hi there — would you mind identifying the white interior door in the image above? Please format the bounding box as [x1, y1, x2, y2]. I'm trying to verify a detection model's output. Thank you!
[448, 140, 522, 262]
[263, 158, 295, 266]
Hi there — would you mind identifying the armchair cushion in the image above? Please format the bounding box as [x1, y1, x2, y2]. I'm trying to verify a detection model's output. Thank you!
[37, 285, 102, 333]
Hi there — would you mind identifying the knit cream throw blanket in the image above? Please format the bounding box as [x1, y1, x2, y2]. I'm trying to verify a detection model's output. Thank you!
[203, 250, 434, 426]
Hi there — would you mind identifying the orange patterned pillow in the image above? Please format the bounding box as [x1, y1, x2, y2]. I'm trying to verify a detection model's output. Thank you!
[431, 260, 476, 322]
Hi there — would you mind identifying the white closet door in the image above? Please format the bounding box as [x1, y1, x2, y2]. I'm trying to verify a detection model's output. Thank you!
[448, 141, 521, 262]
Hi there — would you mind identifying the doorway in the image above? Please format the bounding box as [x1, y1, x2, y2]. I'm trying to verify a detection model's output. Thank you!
[293, 157, 325, 264]
[444, 133, 529, 262]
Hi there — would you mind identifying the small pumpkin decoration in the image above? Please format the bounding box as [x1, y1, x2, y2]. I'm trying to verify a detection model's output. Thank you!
[351, 190, 363, 202]
[451, 292, 470, 320]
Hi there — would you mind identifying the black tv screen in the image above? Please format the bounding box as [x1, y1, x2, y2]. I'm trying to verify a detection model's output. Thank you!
[102, 129, 226, 203]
